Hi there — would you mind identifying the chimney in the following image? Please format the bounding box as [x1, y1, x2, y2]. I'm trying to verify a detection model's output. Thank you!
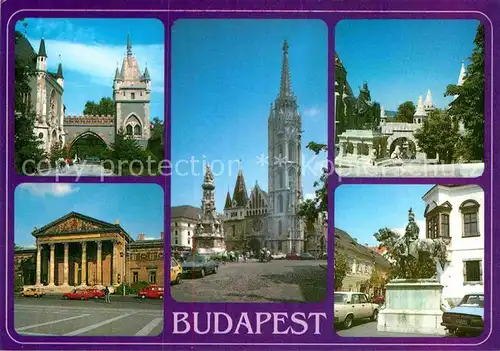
[138, 233, 145, 241]
[161, 231, 164, 240]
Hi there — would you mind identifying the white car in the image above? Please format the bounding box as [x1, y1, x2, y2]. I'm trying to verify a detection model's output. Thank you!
[271, 252, 286, 260]
[334, 292, 379, 329]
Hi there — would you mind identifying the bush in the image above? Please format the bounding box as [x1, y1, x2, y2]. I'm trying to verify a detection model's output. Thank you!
[114, 281, 150, 295]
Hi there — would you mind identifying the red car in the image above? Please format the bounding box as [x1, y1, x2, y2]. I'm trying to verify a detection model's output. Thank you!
[63, 288, 94, 300]
[138, 285, 164, 299]
[372, 296, 385, 305]
[286, 253, 300, 260]
[86, 288, 105, 299]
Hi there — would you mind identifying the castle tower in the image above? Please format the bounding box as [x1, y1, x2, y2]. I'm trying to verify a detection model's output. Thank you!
[193, 165, 225, 254]
[268, 41, 303, 254]
[36, 38, 47, 72]
[113, 34, 151, 146]
[380, 105, 387, 124]
[424, 89, 435, 114]
[413, 95, 427, 124]
[35, 39, 48, 125]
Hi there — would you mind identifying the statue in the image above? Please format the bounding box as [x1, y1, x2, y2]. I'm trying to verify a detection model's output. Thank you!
[391, 145, 401, 160]
[391, 208, 448, 279]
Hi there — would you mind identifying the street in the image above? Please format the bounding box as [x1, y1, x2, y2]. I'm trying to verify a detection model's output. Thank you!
[171, 260, 327, 302]
[14, 295, 162, 336]
[335, 319, 447, 338]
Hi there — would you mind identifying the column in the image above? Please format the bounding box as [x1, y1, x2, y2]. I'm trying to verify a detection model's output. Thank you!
[96, 241, 102, 285]
[112, 240, 117, 285]
[81, 242, 87, 286]
[352, 142, 359, 156]
[74, 262, 79, 286]
[63, 243, 69, 285]
[48, 244, 55, 286]
[339, 142, 346, 156]
[36, 244, 42, 286]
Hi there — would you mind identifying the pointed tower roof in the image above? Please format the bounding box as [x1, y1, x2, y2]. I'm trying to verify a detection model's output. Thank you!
[457, 62, 466, 86]
[224, 191, 232, 209]
[143, 66, 151, 80]
[380, 105, 386, 118]
[56, 62, 63, 79]
[279, 40, 293, 99]
[202, 165, 215, 190]
[414, 95, 427, 117]
[232, 164, 248, 207]
[38, 38, 47, 57]
[114, 67, 121, 80]
[424, 89, 433, 107]
[127, 34, 132, 56]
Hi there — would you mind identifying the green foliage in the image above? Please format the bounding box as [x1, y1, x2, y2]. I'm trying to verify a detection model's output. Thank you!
[373, 228, 437, 279]
[48, 141, 66, 167]
[395, 101, 416, 123]
[115, 281, 150, 295]
[445, 24, 485, 161]
[334, 241, 349, 290]
[83, 97, 115, 116]
[106, 128, 147, 175]
[147, 117, 165, 161]
[414, 109, 459, 163]
[14, 40, 45, 175]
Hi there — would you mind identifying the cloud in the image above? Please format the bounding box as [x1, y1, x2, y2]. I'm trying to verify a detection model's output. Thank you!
[303, 105, 321, 118]
[144, 236, 161, 241]
[29, 38, 165, 93]
[19, 183, 79, 197]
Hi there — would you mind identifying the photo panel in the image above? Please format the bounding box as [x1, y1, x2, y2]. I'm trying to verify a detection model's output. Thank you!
[333, 184, 485, 338]
[13, 18, 165, 177]
[170, 19, 328, 303]
[334, 20, 485, 178]
[13, 183, 165, 337]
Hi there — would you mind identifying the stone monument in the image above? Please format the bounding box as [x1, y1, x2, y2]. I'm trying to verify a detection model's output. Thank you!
[377, 208, 448, 335]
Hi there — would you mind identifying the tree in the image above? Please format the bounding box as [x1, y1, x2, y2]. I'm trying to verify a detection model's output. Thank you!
[83, 97, 115, 116]
[48, 141, 66, 167]
[445, 24, 484, 161]
[334, 241, 349, 290]
[147, 117, 164, 161]
[14, 33, 45, 175]
[107, 128, 147, 175]
[374, 228, 437, 280]
[366, 267, 389, 296]
[394, 101, 416, 123]
[414, 109, 459, 163]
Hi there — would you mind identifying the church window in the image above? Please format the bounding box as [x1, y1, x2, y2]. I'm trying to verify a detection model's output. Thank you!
[278, 194, 283, 213]
[131, 92, 135, 100]
[134, 124, 142, 135]
[126, 124, 133, 135]
[279, 169, 284, 189]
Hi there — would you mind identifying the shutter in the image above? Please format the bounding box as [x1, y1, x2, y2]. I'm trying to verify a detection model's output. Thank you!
[479, 261, 483, 283]
[463, 261, 467, 284]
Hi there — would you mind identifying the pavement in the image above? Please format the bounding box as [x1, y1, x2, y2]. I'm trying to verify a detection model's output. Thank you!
[335, 319, 447, 338]
[171, 259, 328, 302]
[14, 295, 163, 336]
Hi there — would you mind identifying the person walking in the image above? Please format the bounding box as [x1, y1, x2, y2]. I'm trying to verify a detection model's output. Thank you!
[104, 286, 110, 304]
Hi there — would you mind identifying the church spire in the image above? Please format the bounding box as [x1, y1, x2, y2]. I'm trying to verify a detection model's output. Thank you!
[414, 95, 427, 117]
[224, 191, 232, 209]
[232, 163, 248, 207]
[279, 40, 293, 99]
[424, 89, 433, 108]
[38, 38, 47, 57]
[127, 34, 132, 56]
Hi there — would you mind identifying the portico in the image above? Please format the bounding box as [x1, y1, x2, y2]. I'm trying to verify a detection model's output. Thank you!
[32, 212, 132, 291]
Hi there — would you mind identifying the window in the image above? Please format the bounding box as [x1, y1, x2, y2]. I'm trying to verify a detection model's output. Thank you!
[187, 239, 191, 245]
[170, 258, 177, 268]
[460, 200, 480, 237]
[277, 194, 283, 213]
[441, 214, 450, 237]
[134, 124, 141, 135]
[148, 270, 157, 283]
[351, 294, 360, 304]
[463, 260, 482, 283]
[122, 91, 126, 96]
[426, 213, 450, 239]
[278, 220, 282, 236]
[140, 92, 143, 96]
[133, 271, 138, 283]
[175, 239, 178, 245]
[175, 230, 178, 236]
[288, 140, 294, 161]
[279, 169, 284, 189]
[126, 124, 133, 136]
[358, 294, 368, 303]
[188, 232, 191, 237]
[131, 92, 135, 100]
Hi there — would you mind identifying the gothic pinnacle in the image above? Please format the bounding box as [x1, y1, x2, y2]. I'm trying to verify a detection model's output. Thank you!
[279, 40, 293, 99]
[127, 34, 132, 56]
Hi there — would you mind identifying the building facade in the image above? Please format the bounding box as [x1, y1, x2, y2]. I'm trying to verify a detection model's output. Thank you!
[14, 31, 152, 153]
[14, 212, 165, 292]
[421, 184, 484, 304]
[334, 228, 391, 296]
[170, 205, 201, 249]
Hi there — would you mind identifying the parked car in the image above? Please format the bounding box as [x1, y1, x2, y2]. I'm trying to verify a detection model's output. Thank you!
[63, 289, 94, 301]
[86, 288, 105, 299]
[441, 293, 484, 337]
[372, 296, 385, 305]
[271, 252, 286, 260]
[334, 292, 380, 329]
[22, 287, 45, 298]
[170, 257, 183, 284]
[138, 285, 164, 299]
[181, 254, 218, 278]
[286, 252, 300, 260]
[299, 252, 315, 260]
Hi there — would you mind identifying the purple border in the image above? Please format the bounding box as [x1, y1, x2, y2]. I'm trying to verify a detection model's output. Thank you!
[0, 1, 498, 350]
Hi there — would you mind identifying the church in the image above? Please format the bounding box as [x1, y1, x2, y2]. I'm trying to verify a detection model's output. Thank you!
[190, 41, 307, 255]
[14, 30, 152, 153]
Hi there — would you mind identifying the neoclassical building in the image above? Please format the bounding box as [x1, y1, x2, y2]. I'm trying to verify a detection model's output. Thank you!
[14, 31, 152, 153]
[14, 212, 165, 292]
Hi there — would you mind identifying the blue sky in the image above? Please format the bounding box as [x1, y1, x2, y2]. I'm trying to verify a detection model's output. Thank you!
[334, 184, 433, 247]
[15, 18, 164, 118]
[15, 183, 164, 247]
[171, 20, 328, 208]
[335, 20, 480, 111]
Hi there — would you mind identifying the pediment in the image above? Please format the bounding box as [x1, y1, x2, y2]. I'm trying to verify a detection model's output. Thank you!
[33, 212, 117, 236]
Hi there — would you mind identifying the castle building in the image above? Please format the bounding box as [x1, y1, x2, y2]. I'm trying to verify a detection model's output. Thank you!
[14, 31, 152, 153]
[223, 41, 305, 254]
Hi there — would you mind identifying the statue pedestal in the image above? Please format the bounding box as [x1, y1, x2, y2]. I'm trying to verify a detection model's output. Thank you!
[377, 279, 446, 335]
